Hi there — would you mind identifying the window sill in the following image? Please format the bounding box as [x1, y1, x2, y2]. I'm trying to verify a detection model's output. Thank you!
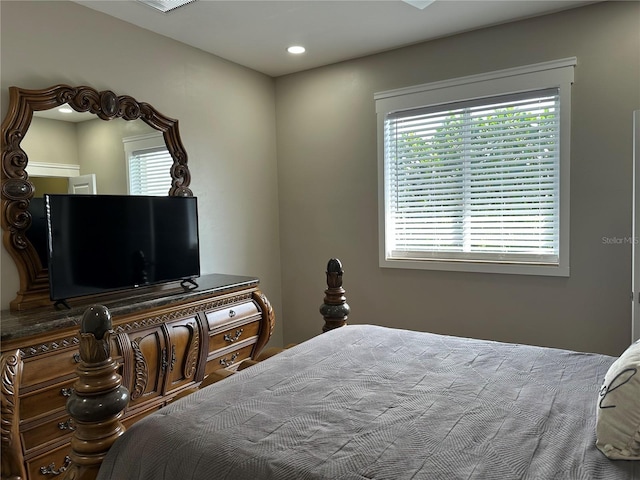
[379, 257, 569, 277]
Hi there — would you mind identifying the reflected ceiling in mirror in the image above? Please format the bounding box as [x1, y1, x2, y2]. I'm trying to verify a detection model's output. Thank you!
[34, 105, 95, 122]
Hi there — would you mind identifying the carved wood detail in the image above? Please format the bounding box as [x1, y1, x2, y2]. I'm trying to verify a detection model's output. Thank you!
[252, 290, 275, 356]
[19, 335, 80, 359]
[129, 337, 149, 401]
[1, 84, 192, 311]
[1, 350, 26, 480]
[183, 322, 199, 378]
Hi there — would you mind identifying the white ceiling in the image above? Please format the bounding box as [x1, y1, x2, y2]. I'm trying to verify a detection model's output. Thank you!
[76, 0, 596, 77]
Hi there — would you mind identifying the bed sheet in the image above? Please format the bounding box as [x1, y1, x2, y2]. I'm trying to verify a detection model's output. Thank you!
[97, 325, 638, 480]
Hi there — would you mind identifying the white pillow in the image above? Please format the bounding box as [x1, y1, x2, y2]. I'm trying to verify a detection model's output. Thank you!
[596, 340, 640, 460]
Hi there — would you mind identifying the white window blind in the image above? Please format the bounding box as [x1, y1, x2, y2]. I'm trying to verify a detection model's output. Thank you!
[376, 58, 575, 276]
[123, 133, 173, 196]
[128, 147, 173, 196]
[386, 89, 559, 264]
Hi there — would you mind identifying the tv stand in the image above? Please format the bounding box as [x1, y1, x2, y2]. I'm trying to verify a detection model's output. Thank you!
[54, 299, 71, 310]
[181, 278, 199, 290]
[0, 273, 275, 480]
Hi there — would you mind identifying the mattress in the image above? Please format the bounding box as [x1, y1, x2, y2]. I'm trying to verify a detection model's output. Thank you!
[97, 325, 639, 479]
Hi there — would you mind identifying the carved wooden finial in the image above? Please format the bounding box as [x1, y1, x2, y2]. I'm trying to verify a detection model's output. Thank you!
[62, 305, 129, 480]
[319, 258, 350, 333]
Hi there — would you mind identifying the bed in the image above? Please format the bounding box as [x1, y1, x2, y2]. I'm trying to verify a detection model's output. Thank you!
[62, 260, 639, 480]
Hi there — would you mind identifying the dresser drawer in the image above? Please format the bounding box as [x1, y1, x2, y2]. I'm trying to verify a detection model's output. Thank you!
[21, 349, 79, 390]
[26, 443, 71, 479]
[205, 344, 254, 376]
[205, 301, 260, 330]
[21, 412, 74, 453]
[21, 379, 75, 422]
[209, 320, 261, 354]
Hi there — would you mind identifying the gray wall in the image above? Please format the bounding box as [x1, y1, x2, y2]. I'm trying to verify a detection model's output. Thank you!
[275, 1, 640, 356]
[0, 1, 284, 348]
[22, 117, 80, 168]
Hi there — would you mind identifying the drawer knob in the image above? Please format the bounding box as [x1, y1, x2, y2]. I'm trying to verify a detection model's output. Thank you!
[40, 455, 71, 476]
[58, 418, 76, 431]
[228, 309, 236, 318]
[223, 329, 244, 343]
[219, 352, 239, 368]
[72, 353, 81, 363]
[60, 387, 74, 397]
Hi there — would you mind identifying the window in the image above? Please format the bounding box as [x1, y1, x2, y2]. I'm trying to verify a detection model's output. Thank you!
[376, 58, 575, 276]
[123, 133, 173, 196]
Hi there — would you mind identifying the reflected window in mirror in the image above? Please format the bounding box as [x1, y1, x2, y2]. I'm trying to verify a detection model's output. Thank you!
[124, 133, 173, 196]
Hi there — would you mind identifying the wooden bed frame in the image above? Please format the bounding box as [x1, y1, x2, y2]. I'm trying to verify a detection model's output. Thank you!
[56, 259, 349, 480]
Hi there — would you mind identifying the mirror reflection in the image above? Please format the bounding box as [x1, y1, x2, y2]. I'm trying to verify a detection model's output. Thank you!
[25, 106, 160, 196]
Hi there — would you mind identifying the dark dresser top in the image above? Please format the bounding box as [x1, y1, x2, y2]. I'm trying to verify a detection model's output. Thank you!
[0, 274, 258, 343]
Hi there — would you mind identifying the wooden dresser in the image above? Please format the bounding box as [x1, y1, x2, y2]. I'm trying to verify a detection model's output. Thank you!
[0, 274, 275, 480]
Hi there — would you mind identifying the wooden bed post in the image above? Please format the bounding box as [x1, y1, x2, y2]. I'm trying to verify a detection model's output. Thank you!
[319, 258, 350, 332]
[62, 305, 129, 480]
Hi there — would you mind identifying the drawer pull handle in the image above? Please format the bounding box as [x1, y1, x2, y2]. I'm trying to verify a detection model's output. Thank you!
[220, 352, 239, 368]
[40, 455, 71, 476]
[72, 353, 81, 363]
[170, 345, 177, 372]
[60, 387, 74, 397]
[161, 347, 169, 373]
[58, 419, 76, 431]
[223, 329, 244, 343]
[228, 309, 236, 318]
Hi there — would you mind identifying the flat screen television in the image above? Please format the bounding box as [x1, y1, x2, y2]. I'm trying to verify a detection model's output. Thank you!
[45, 194, 200, 304]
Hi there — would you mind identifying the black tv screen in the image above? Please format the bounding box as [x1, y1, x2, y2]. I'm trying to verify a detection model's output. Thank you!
[45, 194, 200, 302]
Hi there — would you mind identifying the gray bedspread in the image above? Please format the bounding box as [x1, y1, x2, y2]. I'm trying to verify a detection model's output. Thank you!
[97, 325, 638, 480]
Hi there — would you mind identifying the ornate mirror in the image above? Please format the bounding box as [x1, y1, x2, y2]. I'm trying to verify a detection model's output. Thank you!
[1, 84, 192, 311]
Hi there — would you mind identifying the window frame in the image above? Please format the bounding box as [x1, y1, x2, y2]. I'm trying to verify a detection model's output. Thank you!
[376, 58, 576, 276]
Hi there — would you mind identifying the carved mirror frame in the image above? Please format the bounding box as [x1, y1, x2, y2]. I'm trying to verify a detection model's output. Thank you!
[1, 84, 192, 311]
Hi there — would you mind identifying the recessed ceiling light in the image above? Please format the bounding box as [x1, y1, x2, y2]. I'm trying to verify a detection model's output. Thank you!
[402, 0, 436, 9]
[58, 107, 73, 114]
[287, 46, 306, 55]
[137, 0, 197, 13]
